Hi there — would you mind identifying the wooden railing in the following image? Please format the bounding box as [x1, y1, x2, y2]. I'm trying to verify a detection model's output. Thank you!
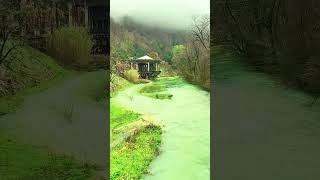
[138, 71, 161, 79]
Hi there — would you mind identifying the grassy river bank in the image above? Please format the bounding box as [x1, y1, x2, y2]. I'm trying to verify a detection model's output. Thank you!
[110, 75, 162, 179]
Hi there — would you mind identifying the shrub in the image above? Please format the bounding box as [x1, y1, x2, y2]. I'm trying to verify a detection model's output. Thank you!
[125, 69, 139, 83]
[47, 27, 93, 67]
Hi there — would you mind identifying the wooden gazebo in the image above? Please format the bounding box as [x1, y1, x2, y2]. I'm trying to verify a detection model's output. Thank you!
[130, 55, 161, 79]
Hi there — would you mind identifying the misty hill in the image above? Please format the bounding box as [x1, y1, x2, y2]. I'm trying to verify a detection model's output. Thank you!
[111, 16, 188, 63]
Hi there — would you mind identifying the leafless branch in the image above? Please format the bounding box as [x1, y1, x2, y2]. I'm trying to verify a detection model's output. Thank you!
[191, 15, 210, 50]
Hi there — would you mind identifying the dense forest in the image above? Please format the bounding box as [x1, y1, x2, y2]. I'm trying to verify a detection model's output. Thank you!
[213, 0, 320, 101]
[111, 16, 210, 89]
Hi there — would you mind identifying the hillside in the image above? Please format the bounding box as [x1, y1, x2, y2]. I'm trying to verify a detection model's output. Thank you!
[111, 16, 210, 90]
[111, 17, 187, 63]
[0, 46, 67, 115]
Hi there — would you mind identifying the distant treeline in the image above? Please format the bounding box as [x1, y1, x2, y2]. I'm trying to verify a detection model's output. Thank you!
[213, 0, 320, 99]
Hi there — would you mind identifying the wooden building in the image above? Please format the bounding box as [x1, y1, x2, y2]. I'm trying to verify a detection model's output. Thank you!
[130, 55, 161, 79]
[19, 0, 109, 55]
[68, 0, 109, 55]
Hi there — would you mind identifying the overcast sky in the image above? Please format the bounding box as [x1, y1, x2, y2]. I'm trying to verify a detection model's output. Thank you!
[110, 0, 210, 30]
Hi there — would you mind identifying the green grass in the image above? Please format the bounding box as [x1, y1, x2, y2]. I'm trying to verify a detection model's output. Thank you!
[110, 74, 163, 179]
[110, 102, 162, 179]
[110, 103, 140, 141]
[0, 46, 69, 115]
[0, 135, 95, 179]
[110, 126, 162, 180]
[110, 75, 132, 98]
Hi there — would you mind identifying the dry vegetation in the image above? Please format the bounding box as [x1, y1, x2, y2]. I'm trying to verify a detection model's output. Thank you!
[172, 16, 210, 90]
[47, 26, 93, 67]
[125, 69, 139, 83]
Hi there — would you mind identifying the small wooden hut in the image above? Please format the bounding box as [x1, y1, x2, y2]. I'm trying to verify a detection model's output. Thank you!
[67, 0, 109, 54]
[130, 55, 161, 79]
[20, 0, 109, 56]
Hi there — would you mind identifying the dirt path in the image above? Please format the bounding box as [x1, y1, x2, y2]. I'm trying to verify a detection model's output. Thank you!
[0, 71, 107, 176]
[213, 53, 320, 180]
[112, 78, 210, 180]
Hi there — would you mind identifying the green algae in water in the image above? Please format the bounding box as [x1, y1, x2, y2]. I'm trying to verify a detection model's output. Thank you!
[139, 84, 167, 94]
[138, 77, 187, 100]
[145, 93, 173, 100]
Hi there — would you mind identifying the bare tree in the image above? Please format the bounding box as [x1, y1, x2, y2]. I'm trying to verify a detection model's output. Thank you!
[191, 15, 210, 50]
[0, 0, 26, 66]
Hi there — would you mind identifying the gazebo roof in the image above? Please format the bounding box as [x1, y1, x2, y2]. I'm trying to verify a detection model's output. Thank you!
[131, 55, 161, 63]
[137, 55, 154, 60]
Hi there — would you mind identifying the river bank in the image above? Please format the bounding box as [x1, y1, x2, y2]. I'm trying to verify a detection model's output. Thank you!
[110, 75, 162, 179]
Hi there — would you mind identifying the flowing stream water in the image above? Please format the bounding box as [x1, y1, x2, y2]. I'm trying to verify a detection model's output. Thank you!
[213, 51, 320, 180]
[112, 78, 210, 180]
[0, 71, 107, 177]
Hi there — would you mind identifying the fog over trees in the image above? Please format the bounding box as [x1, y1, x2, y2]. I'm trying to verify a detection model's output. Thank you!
[111, 0, 210, 30]
[110, 0, 210, 89]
